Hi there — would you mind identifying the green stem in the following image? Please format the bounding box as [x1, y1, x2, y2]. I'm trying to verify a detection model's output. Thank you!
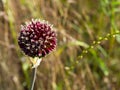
[30, 67, 37, 90]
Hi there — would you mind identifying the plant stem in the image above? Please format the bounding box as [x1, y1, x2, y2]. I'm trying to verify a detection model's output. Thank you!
[30, 67, 37, 90]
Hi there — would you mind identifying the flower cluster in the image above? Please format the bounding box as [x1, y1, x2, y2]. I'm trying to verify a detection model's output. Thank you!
[18, 19, 57, 58]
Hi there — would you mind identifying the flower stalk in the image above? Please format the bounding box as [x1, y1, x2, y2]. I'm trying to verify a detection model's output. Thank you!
[30, 67, 37, 90]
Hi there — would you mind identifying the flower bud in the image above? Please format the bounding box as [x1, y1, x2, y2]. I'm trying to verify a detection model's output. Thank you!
[18, 19, 57, 58]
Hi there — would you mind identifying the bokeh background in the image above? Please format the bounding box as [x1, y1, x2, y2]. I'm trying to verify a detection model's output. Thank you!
[0, 0, 120, 90]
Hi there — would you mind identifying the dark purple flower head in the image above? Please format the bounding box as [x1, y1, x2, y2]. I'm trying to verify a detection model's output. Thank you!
[18, 19, 57, 58]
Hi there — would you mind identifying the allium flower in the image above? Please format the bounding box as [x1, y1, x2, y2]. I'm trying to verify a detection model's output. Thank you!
[18, 19, 57, 58]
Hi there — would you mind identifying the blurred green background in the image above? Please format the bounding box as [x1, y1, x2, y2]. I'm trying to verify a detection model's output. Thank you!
[0, 0, 120, 90]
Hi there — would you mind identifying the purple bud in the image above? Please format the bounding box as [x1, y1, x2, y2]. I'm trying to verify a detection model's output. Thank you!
[18, 19, 57, 58]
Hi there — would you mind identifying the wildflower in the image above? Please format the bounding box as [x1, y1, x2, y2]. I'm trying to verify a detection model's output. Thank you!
[18, 19, 57, 58]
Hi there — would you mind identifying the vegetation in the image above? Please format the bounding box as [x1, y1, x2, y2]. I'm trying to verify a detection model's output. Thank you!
[0, 0, 120, 90]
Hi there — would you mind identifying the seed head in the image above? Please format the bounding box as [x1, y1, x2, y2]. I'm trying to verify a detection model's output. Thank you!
[18, 19, 57, 58]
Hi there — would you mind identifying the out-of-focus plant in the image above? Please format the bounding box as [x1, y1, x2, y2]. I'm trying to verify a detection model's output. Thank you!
[77, 30, 120, 61]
